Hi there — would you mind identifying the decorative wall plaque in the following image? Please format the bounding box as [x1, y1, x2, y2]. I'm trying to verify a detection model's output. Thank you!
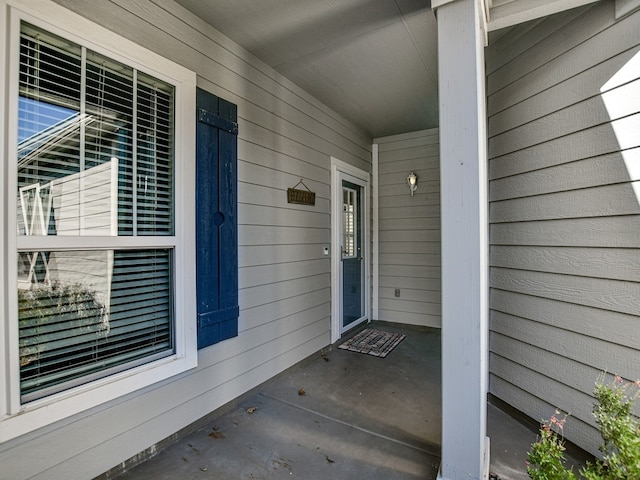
[287, 179, 316, 206]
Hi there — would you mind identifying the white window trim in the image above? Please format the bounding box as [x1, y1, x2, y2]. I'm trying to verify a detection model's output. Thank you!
[1, 0, 197, 443]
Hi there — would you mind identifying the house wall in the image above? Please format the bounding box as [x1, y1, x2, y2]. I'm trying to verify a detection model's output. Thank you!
[0, 1, 372, 478]
[374, 129, 441, 328]
[486, 0, 640, 455]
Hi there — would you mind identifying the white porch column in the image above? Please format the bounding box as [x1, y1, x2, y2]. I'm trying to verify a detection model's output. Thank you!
[434, 0, 489, 479]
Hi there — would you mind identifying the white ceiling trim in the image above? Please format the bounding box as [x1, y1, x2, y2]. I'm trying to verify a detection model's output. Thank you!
[615, 0, 640, 18]
[432, 0, 490, 45]
[433, 0, 601, 33]
[484, 0, 600, 31]
[431, 0, 458, 6]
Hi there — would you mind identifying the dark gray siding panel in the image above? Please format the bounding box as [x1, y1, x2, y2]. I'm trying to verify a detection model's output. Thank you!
[487, 0, 640, 456]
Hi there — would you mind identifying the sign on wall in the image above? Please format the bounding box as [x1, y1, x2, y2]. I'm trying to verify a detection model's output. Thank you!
[287, 179, 316, 206]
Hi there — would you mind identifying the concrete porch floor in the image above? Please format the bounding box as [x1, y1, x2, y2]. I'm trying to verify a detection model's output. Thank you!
[104, 323, 585, 480]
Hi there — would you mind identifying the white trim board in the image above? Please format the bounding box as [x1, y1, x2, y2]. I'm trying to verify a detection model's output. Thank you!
[485, 0, 599, 31]
[372, 144, 379, 321]
[616, 0, 640, 18]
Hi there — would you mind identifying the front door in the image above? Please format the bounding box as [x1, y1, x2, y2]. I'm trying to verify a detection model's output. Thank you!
[331, 158, 369, 342]
[341, 180, 364, 330]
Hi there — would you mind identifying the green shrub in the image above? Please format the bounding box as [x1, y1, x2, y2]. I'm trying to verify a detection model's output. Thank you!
[528, 376, 640, 480]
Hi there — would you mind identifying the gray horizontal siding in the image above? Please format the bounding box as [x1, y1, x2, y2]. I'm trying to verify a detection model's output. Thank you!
[374, 129, 441, 328]
[0, 0, 372, 479]
[487, 0, 640, 456]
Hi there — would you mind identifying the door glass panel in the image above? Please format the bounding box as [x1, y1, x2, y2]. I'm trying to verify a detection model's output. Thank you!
[342, 187, 356, 258]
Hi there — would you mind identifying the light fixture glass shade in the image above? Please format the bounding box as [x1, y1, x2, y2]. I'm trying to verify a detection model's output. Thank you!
[407, 172, 418, 196]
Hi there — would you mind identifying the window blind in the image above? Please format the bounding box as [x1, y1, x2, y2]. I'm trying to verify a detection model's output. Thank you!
[17, 22, 176, 402]
[18, 23, 175, 238]
[19, 249, 173, 401]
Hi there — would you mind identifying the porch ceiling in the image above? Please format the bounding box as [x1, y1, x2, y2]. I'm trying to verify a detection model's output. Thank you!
[173, 0, 438, 139]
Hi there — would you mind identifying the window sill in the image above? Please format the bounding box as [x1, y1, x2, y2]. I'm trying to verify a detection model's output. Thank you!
[1, 351, 197, 443]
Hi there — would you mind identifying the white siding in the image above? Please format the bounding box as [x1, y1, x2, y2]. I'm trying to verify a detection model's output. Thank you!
[0, 1, 372, 478]
[486, 0, 640, 456]
[374, 129, 441, 328]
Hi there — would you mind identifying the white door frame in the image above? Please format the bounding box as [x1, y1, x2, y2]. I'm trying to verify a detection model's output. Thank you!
[330, 157, 370, 344]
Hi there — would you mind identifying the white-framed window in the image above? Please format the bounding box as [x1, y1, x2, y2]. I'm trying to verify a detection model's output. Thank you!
[1, 0, 197, 442]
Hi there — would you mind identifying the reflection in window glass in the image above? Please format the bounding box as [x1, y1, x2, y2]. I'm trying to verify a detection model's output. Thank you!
[18, 249, 173, 401]
[16, 22, 177, 402]
[17, 23, 175, 238]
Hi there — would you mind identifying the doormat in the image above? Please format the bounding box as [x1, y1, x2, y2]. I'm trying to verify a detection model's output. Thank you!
[338, 328, 406, 358]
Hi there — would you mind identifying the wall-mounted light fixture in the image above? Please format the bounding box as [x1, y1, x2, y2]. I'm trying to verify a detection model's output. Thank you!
[407, 172, 418, 196]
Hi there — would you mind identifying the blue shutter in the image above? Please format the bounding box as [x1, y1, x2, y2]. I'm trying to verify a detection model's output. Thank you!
[196, 88, 239, 349]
